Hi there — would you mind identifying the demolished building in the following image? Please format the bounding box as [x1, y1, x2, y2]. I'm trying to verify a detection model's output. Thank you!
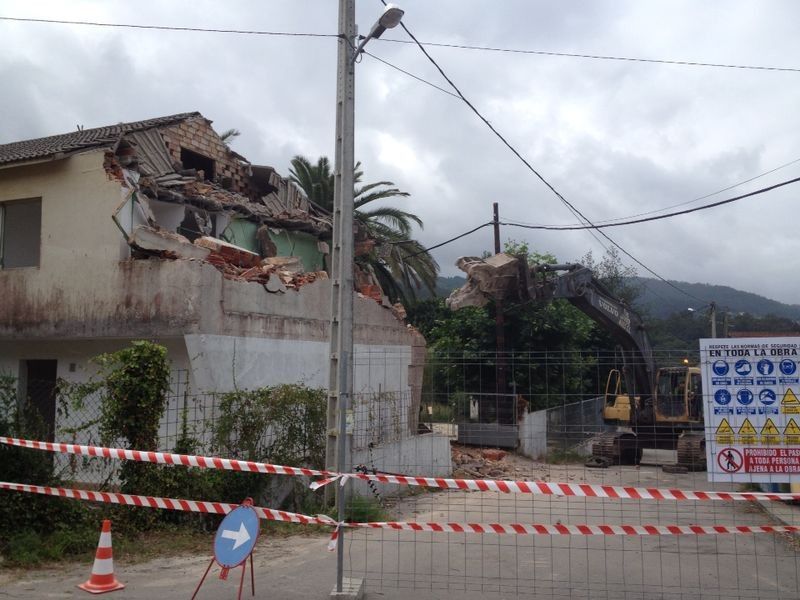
[0, 112, 427, 449]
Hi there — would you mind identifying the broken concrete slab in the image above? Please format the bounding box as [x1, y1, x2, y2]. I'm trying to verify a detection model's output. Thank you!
[194, 236, 261, 268]
[262, 255, 304, 274]
[129, 225, 211, 260]
[446, 253, 522, 310]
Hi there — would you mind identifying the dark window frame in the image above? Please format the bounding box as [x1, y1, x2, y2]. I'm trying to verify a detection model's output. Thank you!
[0, 197, 42, 269]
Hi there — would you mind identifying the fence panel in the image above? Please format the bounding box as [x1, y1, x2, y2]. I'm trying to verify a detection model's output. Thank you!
[343, 349, 800, 599]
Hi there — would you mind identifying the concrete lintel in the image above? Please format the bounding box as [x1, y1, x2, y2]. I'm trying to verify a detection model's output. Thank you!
[329, 577, 364, 599]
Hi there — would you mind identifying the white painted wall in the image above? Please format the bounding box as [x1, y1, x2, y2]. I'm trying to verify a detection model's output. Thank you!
[351, 433, 452, 496]
[518, 409, 547, 460]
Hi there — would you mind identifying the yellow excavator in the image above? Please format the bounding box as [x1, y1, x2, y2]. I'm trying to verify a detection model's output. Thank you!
[447, 254, 706, 470]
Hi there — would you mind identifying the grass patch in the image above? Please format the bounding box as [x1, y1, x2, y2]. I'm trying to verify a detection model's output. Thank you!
[343, 494, 389, 523]
[545, 448, 586, 464]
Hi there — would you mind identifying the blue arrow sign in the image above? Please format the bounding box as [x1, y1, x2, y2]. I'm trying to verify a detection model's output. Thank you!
[214, 505, 260, 568]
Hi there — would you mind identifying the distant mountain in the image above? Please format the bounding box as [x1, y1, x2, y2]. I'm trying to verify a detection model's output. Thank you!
[434, 275, 466, 298]
[632, 278, 800, 320]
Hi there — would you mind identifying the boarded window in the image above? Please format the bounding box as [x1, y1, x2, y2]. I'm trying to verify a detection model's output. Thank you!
[0, 198, 42, 268]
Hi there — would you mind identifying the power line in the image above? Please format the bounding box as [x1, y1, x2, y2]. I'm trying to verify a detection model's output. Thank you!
[386, 6, 707, 304]
[0, 15, 338, 38]
[362, 51, 460, 98]
[3, 14, 799, 75]
[507, 156, 800, 228]
[376, 37, 800, 74]
[402, 222, 494, 259]
[500, 175, 800, 231]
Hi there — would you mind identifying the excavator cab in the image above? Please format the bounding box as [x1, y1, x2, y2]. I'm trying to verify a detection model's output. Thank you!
[602, 369, 634, 424]
[653, 367, 702, 423]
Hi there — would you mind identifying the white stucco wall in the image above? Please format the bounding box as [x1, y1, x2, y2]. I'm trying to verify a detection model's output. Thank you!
[518, 409, 548, 460]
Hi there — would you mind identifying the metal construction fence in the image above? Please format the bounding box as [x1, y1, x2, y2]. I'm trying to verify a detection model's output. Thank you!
[5, 347, 800, 598]
[340, 348, 800, 599]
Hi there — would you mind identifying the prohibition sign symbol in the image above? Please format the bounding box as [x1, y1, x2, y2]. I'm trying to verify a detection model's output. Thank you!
[717, 448, 743, 473]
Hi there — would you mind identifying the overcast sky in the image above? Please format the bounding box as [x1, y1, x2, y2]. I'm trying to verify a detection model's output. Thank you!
[1, 1, 799, 305]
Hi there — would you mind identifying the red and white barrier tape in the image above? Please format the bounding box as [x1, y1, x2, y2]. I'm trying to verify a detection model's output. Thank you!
[3, 481, 798, 553]
[6, 436, 800, 503]
[0, 481, 337, 528]
[0, 436, 333, 479]
[339, 473, 800, 503]
[346, 520, 800, 537]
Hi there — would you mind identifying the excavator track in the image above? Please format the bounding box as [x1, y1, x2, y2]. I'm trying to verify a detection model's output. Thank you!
[586, 432, 642, 467]
[676, 432, 706, 471]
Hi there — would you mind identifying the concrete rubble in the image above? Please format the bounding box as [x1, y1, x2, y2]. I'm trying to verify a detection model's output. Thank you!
[446, 253, 522, 310]
[128, 225, 330, 292]
[106, 117, 405, 315]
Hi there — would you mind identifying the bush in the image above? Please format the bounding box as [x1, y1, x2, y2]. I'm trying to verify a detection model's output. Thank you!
[0, 374, 97, 565]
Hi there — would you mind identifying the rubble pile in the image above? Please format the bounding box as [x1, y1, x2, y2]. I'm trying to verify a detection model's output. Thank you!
[129, 225, 328, 292]
[451, 444, 514, 479]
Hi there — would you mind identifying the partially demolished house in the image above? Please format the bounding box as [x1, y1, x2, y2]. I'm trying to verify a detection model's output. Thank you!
[0, 112, 425, 441]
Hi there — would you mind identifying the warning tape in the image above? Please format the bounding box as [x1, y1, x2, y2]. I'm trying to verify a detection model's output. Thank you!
[345, 521, 800, 537]
[337, 473, 800, 503]
[3, 481, 798, 550]
[0, 481, 336, 527]
[5, 436, 800, 503]
[0, 436, 333, 479]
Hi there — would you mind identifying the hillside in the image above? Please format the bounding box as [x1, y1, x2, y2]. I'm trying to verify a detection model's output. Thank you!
[632, 278, 800, 320]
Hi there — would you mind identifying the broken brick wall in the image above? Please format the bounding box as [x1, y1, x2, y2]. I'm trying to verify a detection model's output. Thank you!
[160, 116, 258, 200]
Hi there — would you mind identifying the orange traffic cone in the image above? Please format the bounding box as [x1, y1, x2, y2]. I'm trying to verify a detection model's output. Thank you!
[78, 520, 125, 594]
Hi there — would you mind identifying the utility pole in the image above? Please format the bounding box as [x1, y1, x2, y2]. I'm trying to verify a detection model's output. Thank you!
[710, 301, 717, 338]
[492, 202, 508, 423]
[327, 0, 356, 593]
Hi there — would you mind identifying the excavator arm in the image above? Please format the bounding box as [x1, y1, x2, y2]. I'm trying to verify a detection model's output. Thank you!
[447, 254, 656, 400]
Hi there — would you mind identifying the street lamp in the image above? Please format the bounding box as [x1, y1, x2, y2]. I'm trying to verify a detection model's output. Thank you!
[327, 2, 404, 595]
[354, 4, 405, 57]
[687, 302, 718, 338]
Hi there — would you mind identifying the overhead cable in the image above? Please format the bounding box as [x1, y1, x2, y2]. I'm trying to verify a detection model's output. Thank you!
[3, 15, 799, 74]
[376, 37, 800, 74]
[501, 175, 800, 231]
[0, 15, 337, 38]
[386, 6, 707, 304]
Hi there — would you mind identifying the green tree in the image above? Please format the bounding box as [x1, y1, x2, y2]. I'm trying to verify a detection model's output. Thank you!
[289, 155, 438, 304]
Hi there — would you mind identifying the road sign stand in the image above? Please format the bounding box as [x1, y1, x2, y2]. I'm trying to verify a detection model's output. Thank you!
[192, 498, 259, 600]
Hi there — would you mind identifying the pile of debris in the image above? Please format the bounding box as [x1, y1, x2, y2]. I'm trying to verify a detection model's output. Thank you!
[129, 225, 327, 292]
[451, 444, 514, 479]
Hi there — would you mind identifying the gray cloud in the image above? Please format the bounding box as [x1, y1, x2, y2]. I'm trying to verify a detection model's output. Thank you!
[1, 0, 799, 304]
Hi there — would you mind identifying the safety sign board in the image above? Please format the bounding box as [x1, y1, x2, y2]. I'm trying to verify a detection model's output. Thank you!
[701, 337, 800, 482]
[737, 419, 757, 445]
[715, 419, 734, 444]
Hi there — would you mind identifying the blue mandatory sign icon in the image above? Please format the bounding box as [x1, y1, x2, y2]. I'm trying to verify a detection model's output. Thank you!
[756, 359, 774, 376]
[712, 360, 729, 376]
[734, 360, 752, 376]
[714, 389, 732, 405]
[780, 359, 797, 376]
[214, 505, 260, 568]
[759, 389, 777, 405]
[737, 389, 754, 405]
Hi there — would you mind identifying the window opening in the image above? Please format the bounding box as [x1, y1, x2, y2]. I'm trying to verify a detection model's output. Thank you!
[0, 198, 42, 268]
[180, 148, 215, 181]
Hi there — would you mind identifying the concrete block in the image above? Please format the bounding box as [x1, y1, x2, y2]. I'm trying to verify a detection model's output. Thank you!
[329, 577, 364, 599]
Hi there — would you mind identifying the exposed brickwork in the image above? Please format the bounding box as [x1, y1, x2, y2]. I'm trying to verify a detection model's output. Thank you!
[160, 116, 258, 200]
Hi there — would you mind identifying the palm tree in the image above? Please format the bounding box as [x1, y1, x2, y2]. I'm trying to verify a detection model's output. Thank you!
[289, 155, 438, 304]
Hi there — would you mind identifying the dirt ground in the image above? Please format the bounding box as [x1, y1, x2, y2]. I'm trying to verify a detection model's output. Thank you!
[2, 449, 799, 599]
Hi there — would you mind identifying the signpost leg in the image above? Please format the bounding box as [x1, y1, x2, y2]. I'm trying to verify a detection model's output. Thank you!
[249, 553, 255, 596]
[191, 557, 216, 600]
[237, 561, 246, 600]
